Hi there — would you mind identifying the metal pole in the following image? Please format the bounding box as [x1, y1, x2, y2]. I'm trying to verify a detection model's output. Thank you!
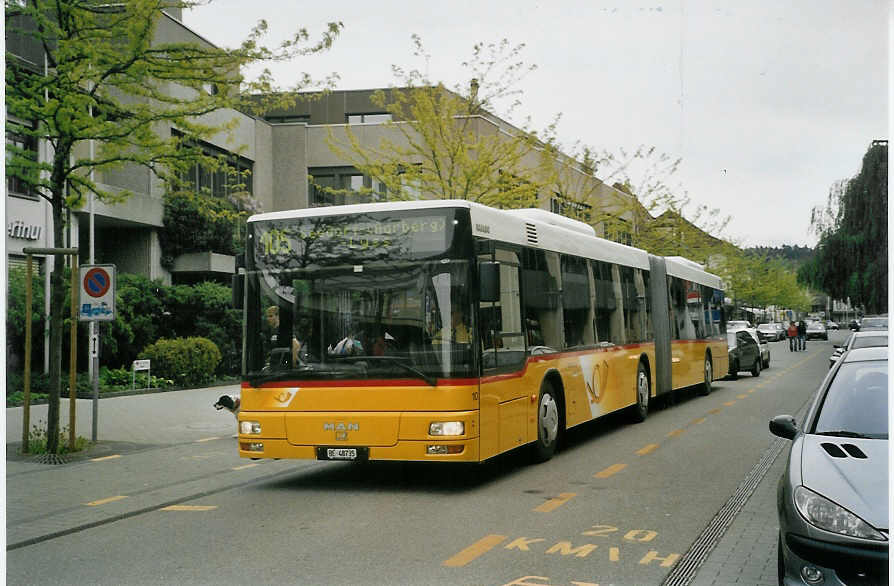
[22, 255, 33, 453]
[92, 323, 99, 442]
[69, 254, 78, 451]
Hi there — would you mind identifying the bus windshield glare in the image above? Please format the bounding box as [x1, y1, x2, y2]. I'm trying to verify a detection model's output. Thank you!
[244, 210, 474, 383]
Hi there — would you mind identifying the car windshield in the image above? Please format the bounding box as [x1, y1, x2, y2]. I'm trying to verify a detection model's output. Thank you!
[851, 335, 888, 350]
[813, 360, 888, 439]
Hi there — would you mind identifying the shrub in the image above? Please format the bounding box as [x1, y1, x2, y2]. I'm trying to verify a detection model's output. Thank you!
[138, 337, 221, 387]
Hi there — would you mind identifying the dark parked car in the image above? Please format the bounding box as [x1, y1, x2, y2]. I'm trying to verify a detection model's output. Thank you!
[857, 315, 888, 332]
[770, 347, 888, 585]
[727, 329, 761, 378]
[829, 331, 888, 368]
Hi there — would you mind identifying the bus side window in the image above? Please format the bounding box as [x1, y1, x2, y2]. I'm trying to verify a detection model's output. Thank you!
[522, 249, 563, 352]
[593, 260, 625, 344]
[480, 248, 524, 369]
[561, 254, 591, 348]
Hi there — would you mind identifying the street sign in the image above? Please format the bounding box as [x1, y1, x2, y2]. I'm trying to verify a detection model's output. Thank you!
[79, 264, 116, 321]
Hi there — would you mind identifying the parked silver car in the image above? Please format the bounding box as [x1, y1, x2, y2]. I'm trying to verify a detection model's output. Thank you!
[829, 331, 888, 368]
[758, 322, 786, 342]
[805, 320, 828, 340]
[770, 347, 888, 585]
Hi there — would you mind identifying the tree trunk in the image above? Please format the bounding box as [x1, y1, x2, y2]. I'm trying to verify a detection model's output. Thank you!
[46, 194, 67, 454]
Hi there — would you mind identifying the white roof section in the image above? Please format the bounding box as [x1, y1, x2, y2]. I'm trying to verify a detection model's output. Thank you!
[664, 256, 724, 289]
[249, 200, 723, 284]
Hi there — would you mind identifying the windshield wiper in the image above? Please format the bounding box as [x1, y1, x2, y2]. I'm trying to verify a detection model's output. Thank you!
[815, 430, 872, 439]
[330, 355, 437, 387]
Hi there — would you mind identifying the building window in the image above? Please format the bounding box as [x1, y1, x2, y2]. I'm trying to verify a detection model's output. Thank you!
[308, 166, 386, 206]
[346, 113, 392, 124]
[550, 195, 592, 223]
[6, 123, 38, 199]
[175, 134, 253, 198]
[264, 115, 310, 124]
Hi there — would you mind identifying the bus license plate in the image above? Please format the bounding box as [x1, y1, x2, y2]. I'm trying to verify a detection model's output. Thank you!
[326, 448, 357, 460]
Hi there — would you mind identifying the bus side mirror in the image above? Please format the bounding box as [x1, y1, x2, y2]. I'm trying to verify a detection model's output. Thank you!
[479, 261, 500, 302]
[232, 273, 244, 309]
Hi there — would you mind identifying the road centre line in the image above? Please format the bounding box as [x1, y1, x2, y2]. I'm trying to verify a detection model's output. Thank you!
[689, 417, 706, 425]
[196, 437, 221, 443]
[736, 394, 748, 399]
[90, 454, 122, 462]
[723, 401, 736, 406]
[594, 463, 627, 478]
[534, 493, 576, 513]
[232, 463, 259, 470]
[85, 495, 127, 506]
[636, 443, 659, 456]
[161, 505, 217, 511]
[443, 534, 508, 567]
[667, 428, 686, 438]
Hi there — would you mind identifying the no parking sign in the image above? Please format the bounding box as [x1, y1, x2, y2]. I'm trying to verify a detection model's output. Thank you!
[79, 264, 116, 321]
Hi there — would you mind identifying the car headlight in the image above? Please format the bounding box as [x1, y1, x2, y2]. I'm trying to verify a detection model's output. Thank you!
[429, 421, 464, 436]
[794, 486, 887, 540]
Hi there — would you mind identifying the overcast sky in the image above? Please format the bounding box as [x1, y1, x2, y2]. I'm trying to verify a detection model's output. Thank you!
[184, 0, 888, 248]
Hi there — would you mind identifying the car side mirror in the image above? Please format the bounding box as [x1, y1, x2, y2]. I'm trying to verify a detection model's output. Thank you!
[769, 415, 798, 440]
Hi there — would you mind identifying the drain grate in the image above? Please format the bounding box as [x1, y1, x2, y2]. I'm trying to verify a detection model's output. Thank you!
[31, 453, 69, 465]
[662, 437, 786, 586]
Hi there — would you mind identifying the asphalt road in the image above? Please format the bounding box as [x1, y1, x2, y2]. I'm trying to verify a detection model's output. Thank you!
[6, 334, 840, 585]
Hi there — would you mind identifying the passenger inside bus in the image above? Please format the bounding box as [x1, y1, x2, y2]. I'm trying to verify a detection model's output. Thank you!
[433, 309, 471, 344]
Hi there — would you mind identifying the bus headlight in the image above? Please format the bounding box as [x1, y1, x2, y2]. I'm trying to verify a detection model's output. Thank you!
[429, 421, 464, 436]
[240, 421, 262, 435]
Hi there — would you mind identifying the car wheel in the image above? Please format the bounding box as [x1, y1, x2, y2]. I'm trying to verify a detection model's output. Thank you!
[532, 380, 560, 462]
[763, 354, 770, 369]
[751, 357, 761, 377]
[630, 362, 650, 423]
[699, 354, 712, 396]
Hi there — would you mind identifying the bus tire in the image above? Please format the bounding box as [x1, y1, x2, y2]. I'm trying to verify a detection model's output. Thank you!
[751, 357, 761, 377]
[699, 354, 713, 396]
[532, 380, 560, 462]
[630, 362, 650, 423]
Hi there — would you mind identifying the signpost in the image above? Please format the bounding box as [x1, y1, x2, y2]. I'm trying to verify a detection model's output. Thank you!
[79, 264, 116, 442]
[132, 359, 151, 390]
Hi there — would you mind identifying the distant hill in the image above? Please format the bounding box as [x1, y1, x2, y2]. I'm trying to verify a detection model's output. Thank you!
[745, 245, 815, 270]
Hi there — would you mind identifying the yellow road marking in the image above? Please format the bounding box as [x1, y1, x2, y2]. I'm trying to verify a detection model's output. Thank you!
[443, 534, 507, 567]
[737, 394, 748, 399]
[708, 408, 721, 414]
[667, 428, 685, 438]
[636, 443, 659, 456]
[690, 417, 706, 425]
[161, 505, 217, 511]
[86, 495, 127, 506]
[196, 437, 220, 443]
[534, 492, 576, 513]
[90, 454, 121, 462]
[232, 463, 258, 471]
[594, 463, 627, 478]
[723, 401, 736, 406]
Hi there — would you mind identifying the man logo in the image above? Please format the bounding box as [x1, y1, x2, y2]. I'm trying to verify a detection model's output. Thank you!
[325, 422, 358, 441]
[323, 423, 359, 431]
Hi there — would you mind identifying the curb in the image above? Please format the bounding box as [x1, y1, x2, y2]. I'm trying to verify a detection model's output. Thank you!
[6, 381, 240, 408]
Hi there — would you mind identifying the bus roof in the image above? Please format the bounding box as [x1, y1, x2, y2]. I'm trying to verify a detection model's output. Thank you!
[248, 200, 723, 288]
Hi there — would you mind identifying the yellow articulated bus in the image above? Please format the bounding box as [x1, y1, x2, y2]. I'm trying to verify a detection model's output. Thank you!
[232, 200, 728, 463]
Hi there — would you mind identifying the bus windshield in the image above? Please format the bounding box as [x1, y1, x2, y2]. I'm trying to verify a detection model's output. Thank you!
[245, 259, 474, 383]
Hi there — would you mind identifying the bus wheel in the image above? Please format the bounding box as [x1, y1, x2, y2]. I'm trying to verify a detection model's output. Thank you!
[631, 362, 650, 423]
[532, 381, 560, 462]
[699, 354, 713, 396]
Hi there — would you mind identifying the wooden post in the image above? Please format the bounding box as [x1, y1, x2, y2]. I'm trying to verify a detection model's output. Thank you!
[22, 255, 33, 453]
[69, 254, 78, 451]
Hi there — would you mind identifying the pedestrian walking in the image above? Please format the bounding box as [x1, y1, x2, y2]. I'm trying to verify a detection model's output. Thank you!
[787, 321, 798, 352]
[797, 320, 807, 351]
